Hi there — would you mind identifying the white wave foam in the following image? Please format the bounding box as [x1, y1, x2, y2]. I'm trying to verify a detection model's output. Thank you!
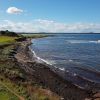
[69, 59, 73, 62]
[98, 40, 100, 42]
[67, 40, 87, 44]
[73, 73, 77, 76]
[36, 56, 53, 65]
[67, 40, 100, 44]
[66, 70, 69, 73]
[89, 40, 100, 43]
[29, 47, 53, 65]
[59, 67, 65, 71]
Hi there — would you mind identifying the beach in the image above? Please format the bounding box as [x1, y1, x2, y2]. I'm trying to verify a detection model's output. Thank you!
[14, 38, 100, 100]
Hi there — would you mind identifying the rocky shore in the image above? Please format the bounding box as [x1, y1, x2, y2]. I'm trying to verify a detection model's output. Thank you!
[14, 39, 100, 100]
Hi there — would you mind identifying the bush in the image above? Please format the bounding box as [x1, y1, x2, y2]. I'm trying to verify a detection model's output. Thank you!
[0, 30, 18, 37]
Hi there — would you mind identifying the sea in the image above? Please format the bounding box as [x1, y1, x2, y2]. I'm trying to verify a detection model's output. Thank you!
[30, 33, 100, 90]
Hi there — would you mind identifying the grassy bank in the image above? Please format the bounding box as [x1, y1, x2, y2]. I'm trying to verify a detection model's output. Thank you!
[21, 33, 50, 38]
[0, 36, 18, 46]
[0, 35, 60, 100]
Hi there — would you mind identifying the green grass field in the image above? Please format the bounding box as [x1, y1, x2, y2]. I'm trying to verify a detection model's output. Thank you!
[0, 34, 48, 45]
[0, 84, 18, 100]
[0, 36, 17, 42]
[0, 36, 17, 45]
[0, 91, 18, 100]
[22, 33, 49, 38]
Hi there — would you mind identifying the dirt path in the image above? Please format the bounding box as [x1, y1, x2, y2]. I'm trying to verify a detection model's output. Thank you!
[0, 81, 25, 100]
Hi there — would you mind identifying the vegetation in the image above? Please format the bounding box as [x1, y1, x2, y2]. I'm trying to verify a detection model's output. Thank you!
[0, 31, 60, 100]
[21, 33, 50, 38]
[0, 30, 18, 37]
[0, 81, 19, 100]
[0, 36, 18, 45]
[0, 30, 20, 46]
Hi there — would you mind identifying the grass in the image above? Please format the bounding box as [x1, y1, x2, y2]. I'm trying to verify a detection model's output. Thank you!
[0, 75, 27, 100]
[0, 35, 60, 100]
[21, 33, 49, 38]
[0, 92, 10, 100]
[0, 91, 18, 100]
[0, 44, 28, 100]
[28, 86, 60, 100]
[0, 84, 18, 100]
[0, 36, 18, 46]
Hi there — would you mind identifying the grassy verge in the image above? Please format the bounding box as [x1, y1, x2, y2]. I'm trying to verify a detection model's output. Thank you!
[0, 36, 18, 46]
[0, 35, 60, 100]
[21, 33, 50, 38]
[0, 89, 18, 100]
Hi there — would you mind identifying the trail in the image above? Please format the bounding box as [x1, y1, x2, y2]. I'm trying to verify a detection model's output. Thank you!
[0, 81, 25, 100]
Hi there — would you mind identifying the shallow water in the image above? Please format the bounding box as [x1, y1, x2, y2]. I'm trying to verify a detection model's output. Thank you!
[31, 33, 100, 89]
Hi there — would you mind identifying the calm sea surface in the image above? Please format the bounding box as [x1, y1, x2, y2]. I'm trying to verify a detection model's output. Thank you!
[31, 33, 100, 89]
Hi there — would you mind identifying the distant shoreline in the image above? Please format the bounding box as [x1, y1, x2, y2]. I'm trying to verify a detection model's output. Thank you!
[20, 32, 100, 34]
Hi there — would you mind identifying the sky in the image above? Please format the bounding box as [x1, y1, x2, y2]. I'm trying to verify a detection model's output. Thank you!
[0, 0, 100, 33]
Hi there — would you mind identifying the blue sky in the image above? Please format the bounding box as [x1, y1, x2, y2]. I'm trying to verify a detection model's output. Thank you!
[0, 0, 100, 32]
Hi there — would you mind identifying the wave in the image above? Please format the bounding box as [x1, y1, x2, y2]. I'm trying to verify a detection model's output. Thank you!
[73, 74, 100, 90]
[55, 65, 100, 90]
[89, 40, 100, 43]
[59, 67, 65, 71]
[62, 69, 100, 90]
[29, 46, 54, 66]
[67, 40, 100, 44]
[29, 46, 100, 90]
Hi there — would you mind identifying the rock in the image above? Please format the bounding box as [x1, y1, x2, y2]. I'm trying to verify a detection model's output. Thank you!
[60, 97, 64, 100]
[94, 98, 100, 100]
[85, 98, 91, 100]
[94, 93, 100, 98]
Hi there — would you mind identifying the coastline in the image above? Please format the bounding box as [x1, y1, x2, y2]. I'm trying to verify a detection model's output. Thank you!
[15, 39, 99, 100]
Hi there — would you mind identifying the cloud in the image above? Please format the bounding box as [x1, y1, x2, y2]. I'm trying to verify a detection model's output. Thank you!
[6, 7, 23, 14]
[0, 19, 100, 33]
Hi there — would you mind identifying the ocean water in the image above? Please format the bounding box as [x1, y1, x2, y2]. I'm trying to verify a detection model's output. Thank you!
[31, 33, 100, 90]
